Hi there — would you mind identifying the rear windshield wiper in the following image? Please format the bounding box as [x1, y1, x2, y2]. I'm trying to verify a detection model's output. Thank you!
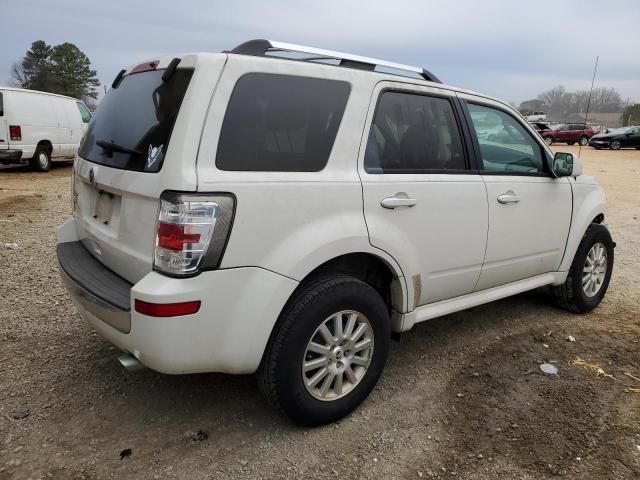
[96, 139, 141, 157]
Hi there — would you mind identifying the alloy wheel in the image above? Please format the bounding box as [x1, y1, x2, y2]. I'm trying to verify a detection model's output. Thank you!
[582, 242, 607, 297]
[302, 310, 374, 401]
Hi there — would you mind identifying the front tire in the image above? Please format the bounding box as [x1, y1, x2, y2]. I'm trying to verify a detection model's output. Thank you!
[30, 146, 51, 172]
[258, 275, 390, 426]
[567, 140, 575, 146]
[544, 137, 553, 146]
[551, 223, 614, 313]
[610, 140, 622, 150]
[579, 136, 589, 146]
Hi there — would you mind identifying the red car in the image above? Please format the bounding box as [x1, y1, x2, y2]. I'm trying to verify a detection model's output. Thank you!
[542, 123, 597, 146]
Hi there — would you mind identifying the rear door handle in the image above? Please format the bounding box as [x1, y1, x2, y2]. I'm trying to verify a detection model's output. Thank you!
[497, 192, 521, 204]
[381, 193, 417, 209]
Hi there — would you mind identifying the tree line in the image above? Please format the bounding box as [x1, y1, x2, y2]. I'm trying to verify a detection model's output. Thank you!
[519, 85, 626, 117]
[10, 40, 100, 106]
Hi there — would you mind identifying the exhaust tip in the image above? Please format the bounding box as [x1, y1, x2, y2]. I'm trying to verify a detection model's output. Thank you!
[118, 353, 145, 372]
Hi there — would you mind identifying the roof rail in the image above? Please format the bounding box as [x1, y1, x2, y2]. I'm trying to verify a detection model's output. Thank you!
[228, 39, 442, 84]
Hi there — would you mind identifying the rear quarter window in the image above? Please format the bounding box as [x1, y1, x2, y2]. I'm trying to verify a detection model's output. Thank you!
[216, 73, 351, 172]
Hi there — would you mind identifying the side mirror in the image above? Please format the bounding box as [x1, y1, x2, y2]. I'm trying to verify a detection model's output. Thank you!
[553, 152, 582, 177]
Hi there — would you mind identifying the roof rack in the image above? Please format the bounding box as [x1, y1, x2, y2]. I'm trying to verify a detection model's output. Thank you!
[227, 39, 442, 84]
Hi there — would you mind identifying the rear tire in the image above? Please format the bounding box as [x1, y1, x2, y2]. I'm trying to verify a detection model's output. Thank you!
[551, 223, 613, 313]
[258, 275, 390, 426]
[30, 146, 51, 172]
[567, 141, 575, 146]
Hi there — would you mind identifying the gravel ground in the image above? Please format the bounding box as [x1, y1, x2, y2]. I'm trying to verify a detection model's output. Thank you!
[1, 147, 639, 480]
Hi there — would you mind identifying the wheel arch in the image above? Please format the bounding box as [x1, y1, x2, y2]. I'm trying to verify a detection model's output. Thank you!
[36, 140, 53, 155]
[558, 183, 608, 272]
[260, 250, 407, 373]
[298, 252, 407, 315]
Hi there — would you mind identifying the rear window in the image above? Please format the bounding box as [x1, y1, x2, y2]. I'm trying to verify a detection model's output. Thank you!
[216, 73, 350, 172]
[78, 68, 193, 172]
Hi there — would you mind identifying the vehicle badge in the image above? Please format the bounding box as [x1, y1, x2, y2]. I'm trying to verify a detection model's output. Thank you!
[147, 144, 164, 168]
[89, 167, 95, 185]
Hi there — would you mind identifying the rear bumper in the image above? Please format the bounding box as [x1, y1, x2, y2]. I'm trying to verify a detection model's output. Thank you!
[56, 218, 299, 374]
[0, 149, 23, 162]
[57, 241, 132, 333]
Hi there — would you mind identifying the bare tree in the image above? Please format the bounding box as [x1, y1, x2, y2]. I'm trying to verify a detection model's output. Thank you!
[9, 62, 28, 88]
[535, 85, 624, 119]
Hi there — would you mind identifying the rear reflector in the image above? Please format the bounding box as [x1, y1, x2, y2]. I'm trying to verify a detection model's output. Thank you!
[9, 125, 21, 141]
[134, 299, 201, 317]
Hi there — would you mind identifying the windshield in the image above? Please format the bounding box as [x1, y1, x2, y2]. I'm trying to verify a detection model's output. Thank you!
[614, 127, 631, 134]
[78, 68, 193, 172]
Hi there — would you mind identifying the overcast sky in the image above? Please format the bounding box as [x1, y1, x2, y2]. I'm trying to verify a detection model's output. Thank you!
[2, 0, 639, 104]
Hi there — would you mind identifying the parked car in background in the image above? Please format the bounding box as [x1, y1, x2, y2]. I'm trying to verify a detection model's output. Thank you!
[57, 40, 613, 426]
[0, 87, 91, 171]
[529, 121, 551, 136]
[541, 123, 597, 146]
[525, 111, 547, 122]
[589, 126, 640, 150]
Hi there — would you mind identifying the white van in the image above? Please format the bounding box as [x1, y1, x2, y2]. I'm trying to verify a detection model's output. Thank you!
[0, 87, 92, 171]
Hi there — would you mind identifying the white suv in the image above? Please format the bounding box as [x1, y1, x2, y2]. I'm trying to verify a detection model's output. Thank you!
[57, 40, 614, 425]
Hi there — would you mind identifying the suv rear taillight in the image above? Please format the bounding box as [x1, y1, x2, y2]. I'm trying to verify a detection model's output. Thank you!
[154, 192, 235, 276]
[9, 125, 21, 141]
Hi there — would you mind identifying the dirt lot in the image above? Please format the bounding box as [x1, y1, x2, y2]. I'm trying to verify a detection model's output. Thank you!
[1, 147, 639, 480]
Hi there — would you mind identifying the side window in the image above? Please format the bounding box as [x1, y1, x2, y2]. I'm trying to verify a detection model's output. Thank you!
[467, 103, 545, 174]
[76, 101, 91, 123]
[216, 74, 350, 172]
[0, 92, 3, 116]
[364, 91, 466, 173]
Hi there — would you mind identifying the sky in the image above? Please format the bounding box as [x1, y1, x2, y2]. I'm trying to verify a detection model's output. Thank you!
[1, 0, 639, 105]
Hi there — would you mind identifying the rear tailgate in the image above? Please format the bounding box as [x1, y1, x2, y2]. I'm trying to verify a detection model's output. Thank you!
[72, 53, 227, 284]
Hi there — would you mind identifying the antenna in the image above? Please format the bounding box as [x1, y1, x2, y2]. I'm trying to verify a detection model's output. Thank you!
[579, 56, 599, 157]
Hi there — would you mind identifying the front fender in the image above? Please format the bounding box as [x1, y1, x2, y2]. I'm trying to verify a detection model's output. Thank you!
[558, 180, 607, 273]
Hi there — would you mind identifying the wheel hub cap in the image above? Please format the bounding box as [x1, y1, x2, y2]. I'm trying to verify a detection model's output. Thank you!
[582, 242, 607, 297]
[302, 310, 374, 401]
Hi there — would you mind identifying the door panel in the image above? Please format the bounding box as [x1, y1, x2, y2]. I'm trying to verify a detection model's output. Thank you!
[359, 83, 488, 307]
[0, 91, 7, 150]
[51, 98, 71, 156]
[363, 175, 488, 304]
[461, 98, 573, 290]
[476, 176, 572, 290]
[62, 100, 83, 155]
